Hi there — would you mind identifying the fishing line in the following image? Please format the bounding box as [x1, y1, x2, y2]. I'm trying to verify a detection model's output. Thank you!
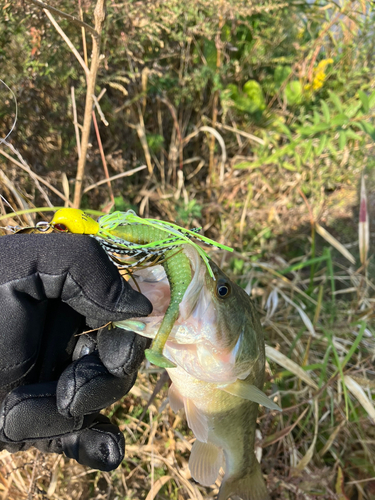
[0, 194, 23, 226]
[0, 79, 40, 173]
[0, 80, 23, 224]
[0, 79, 18, 147]
[0, 80, 53, 209]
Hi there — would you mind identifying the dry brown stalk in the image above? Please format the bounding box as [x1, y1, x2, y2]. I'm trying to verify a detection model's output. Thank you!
[158, 97, 183, 177]
[28, 0, 107, 208]
[239, 185, 253, 247]
[78, 0, 88, 67]
[183, 126, 226, 183]
[71, 86, 81, 159]
[0, 170, 34, 226]
[73, 0, 107, 208]
[61, 172, 70, 207]
[136, 111, 153, 176]
[214, 122, 265, 145]
[92, 94, 108, 126]
[92, 110, 114, 207]
[82, 165, 147, 194]
[28, 0, 99, 39]
[43, 9, 89, 77]
[0, 148, 70, 207]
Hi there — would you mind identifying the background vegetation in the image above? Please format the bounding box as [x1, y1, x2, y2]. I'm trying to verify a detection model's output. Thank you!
[0, 0, 375, 498]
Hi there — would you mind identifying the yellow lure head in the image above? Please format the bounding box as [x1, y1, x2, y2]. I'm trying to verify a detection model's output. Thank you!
[51, 208, 100, 235]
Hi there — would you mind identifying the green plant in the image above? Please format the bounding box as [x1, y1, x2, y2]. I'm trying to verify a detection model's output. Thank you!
[176, 199, 202, 225]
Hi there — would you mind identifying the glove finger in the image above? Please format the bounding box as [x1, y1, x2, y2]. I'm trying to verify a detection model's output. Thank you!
[57, 353, 137, 418]
[0, 234, 152, 324]
[0, 437, 64, 454]
[0, 415, 125, 472]
[72, 332, 98, 361]
[0, 441, 32, 453]
[98, 326, 151, 377]
[0, 382, 83, 442]
[61, 414, 125, 471]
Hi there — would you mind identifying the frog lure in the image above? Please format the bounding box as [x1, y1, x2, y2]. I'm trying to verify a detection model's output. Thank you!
[50, 208, 233, 368]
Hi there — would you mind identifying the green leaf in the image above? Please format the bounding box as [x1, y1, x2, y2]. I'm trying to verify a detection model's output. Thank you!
[276, 122, 293, 139]
[345, 129, 362, 141]
[313, 111, 321, 125]
[340, 322, 367, 371]
[203, 39, 217, 71]
[298, 123, 332, 135]
[302, 139, 313, 163]
[358, 90, 370, 114]
[242, 80, 266, 112]
[228, 81, 266, 115]
[327, 141, 338, 158]
[345, 101, 363, 119]
[358, 121, 375, 142]
[281, 255, 328, 275]
[146, 133, 164, 153]
[281, 161, 297, 171]
[321, 100, 330, 122]
[221, 24, 231, 42]
[226, 83, 238, 99]
[316, 134, 328, 156]
[368, 90, 375, 109]
[234, 161, 260, 170]
[330, 113, 349, 127]
[285, 80, 303, 105]
[265, 142, 296, 164]
[328, 91, 343, 113]
[274, 65, 292, 87]
[338, 130, 347, 151]
[294, 153, 302, 170]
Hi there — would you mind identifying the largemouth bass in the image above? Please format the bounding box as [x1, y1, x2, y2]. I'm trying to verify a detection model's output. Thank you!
[116, 245, 280, 500]
[50, 208, 233, 368]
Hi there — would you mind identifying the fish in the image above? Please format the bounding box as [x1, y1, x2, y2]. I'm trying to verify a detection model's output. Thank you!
[50, 208, 233, 368]
[115, 244, 281, 500]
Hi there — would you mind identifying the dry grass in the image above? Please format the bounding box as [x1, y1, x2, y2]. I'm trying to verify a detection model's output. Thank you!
[1, 141, 375, 498]
[0, 166, 374, 499]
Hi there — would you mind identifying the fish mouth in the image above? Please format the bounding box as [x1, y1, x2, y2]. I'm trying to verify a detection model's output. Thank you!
[114, 246, 253, 383]
[119, 244, 208, 337]
[114, 245, 221, 355]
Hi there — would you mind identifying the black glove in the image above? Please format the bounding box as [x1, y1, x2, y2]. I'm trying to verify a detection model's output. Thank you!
[0, 233, 152, 471]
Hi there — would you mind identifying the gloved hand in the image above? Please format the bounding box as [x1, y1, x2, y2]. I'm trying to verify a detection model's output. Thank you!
[0, 233, 152, 471]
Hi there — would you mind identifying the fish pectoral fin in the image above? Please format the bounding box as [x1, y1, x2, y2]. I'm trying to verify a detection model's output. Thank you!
[113, 320, 154, 338]
[184, 398, 209, 443]
[168, 383, 184, 412]
[221, 381, 281, 412]
[189, 440, 224, 487]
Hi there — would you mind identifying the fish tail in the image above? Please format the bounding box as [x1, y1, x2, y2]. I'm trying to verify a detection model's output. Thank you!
[217, 461, 270, 500]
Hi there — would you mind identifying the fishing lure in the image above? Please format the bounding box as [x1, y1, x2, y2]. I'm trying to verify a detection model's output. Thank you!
[51, 208, 233, 368]
[10, 221, 54, 234]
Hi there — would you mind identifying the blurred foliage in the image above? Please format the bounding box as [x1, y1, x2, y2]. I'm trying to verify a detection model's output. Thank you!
[0, 0, 374, 229]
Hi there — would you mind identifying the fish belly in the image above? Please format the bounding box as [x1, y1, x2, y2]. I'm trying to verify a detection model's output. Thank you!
[167, 366, 269, 499]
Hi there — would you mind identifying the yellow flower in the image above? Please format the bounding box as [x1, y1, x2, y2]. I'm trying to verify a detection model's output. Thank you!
[297, 28, 304, 40]
[304, 58, 333, 93]
[316, 58, 334, 72]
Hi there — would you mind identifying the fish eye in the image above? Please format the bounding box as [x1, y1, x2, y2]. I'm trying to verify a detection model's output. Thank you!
[216, 281, 231, 298]
[54, 223, 68, 232]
